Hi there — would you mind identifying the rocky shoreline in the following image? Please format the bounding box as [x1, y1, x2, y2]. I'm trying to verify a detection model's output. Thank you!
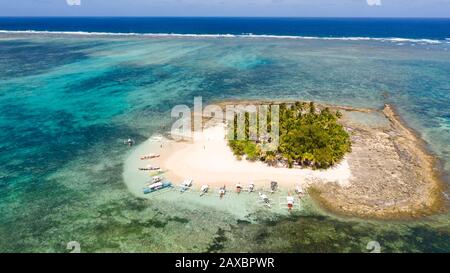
[311, 104, 446, 219]
[217, 100, 447, 219]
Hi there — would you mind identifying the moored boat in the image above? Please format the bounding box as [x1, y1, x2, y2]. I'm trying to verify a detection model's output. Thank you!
[140, 154, 160, 160]
[180, 179, 193, 193]
[143, 181, 172, 194]
[200, 184, 209, 196]
[138, 164, 161, 171]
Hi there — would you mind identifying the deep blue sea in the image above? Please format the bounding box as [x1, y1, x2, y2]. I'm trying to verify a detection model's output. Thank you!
[0, 18, 449, 252]
[0, 17, 449, 39]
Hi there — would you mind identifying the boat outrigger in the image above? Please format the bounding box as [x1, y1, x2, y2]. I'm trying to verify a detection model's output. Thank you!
[140, 154, 160, 160]
[180, 179, 193, 193]
[143, 181, 172, 194]
[148, 170, 164, 176]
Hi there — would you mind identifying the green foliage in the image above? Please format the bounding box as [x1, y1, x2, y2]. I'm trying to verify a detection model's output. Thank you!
[229, 140, 261, 161]
[227, 102, 351, 169]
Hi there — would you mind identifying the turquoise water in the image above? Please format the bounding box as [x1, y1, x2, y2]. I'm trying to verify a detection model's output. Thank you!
[0, 33, 449, 252]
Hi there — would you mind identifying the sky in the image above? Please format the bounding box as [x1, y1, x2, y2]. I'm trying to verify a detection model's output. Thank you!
[0, 0, 449, 17]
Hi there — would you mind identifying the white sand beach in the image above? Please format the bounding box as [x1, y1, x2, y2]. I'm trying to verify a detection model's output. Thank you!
[123, 123, 352, 198]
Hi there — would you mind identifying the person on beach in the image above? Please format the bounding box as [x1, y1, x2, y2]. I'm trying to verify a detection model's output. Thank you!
[236, 183, 243, 194]
[259, 192, 270, 207]
[248, 183, 255, 193]
[125, 138, 134, 147]
[270, 181, 278, 193]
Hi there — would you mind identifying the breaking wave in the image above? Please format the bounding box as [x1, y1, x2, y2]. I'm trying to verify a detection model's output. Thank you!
[0, 30, 445, 44]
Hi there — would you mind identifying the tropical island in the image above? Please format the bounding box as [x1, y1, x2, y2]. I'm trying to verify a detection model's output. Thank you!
[123, 100, 446, 220]
[228, 102, 351, 169]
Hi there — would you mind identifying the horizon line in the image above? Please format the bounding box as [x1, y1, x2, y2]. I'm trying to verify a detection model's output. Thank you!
[0, 16, 449, 19]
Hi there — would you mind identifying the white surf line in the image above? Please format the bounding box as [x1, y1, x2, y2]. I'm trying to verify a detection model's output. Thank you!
[0, 30, 445, 44]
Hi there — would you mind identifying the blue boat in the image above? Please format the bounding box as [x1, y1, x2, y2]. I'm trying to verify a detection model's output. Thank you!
[143, 181, 172, 194]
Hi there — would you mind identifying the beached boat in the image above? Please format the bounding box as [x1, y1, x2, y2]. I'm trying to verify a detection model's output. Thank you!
[143, 181, 172, 194]
[180, 179, 193, 193]
[138, 164, 161, 171]
[200, 184, 209, 196]
[140, 154, 160, 160]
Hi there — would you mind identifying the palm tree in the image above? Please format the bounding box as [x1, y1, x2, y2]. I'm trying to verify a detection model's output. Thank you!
[264, 151, 277, 167]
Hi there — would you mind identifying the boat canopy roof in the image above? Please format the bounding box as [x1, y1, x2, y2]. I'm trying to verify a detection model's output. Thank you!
[148, 182, 163, 189]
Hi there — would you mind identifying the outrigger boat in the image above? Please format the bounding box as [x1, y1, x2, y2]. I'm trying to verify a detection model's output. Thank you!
[200, 185, 209, 197]
[219, 186, 226, 199]
[138, 165, 161, 171]
[180, 179, 193, 193]
[140, 154, 160, 160]
[143, 181, 172, 194]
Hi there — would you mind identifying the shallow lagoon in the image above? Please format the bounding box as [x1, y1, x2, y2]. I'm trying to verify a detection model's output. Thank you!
[0, 34, 449, 252]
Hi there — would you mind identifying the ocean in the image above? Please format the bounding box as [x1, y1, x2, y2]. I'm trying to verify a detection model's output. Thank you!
[0, 17, 449, 40]
[0, 17, 449, 252]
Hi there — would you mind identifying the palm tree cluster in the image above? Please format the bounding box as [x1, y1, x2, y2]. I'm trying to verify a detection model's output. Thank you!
[228, 102, 351, 169]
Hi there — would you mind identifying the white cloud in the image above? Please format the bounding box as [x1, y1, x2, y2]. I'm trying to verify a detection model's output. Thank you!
[66, 0, 81, 6]
[366, 0, 382, 6]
